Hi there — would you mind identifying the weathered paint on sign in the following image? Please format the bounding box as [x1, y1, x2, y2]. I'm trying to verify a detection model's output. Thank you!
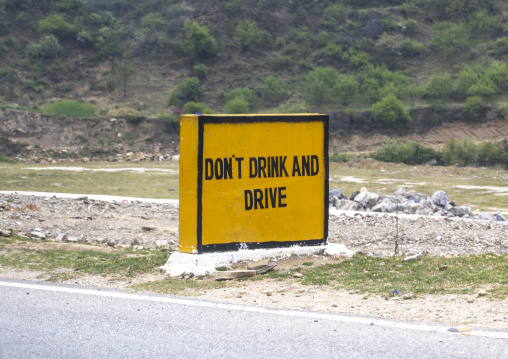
[179, 114, 329, 254]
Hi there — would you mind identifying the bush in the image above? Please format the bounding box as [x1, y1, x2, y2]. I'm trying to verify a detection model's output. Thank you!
[323, 4, 349, 28]
[181, 20, 218, 59]
[26, 35, 62, 59]
[233, 20, 264, 49]
[37, 14, 74, 39]
[372, 140, 437, 165]
[336, 74, 359, 105]
[371, 94, 412, 131]
[424, 73, 454, 98]
[431, 21, 470, 54]
[329, 153, 353, 163]
[477, 142, 508, 166]
[193, 63, 208, 79]
[277, 100, 308, 113]
[303, 67, 341, 106]
[181, 101, 214, 114]
[441, 137, 478, 166]
[43, 100, 97, 117]
[261, 75, 288, 103]
[463, 96, 484, 122]
[224, 87, 256, 104]
[178, 77, 201, 102]
[224, 98, 249, 114]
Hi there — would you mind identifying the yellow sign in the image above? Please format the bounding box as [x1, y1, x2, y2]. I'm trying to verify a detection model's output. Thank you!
[179, 114, 329, 253]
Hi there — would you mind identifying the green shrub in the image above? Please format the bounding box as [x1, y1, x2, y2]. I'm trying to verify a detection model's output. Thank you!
[441, 137, 478, 166]
[431, 21, 470, 54]
[224, 87, 256, 104]
[181, 20, 218, 59]
[303, 67, 341, 106]
[26, 35, 62, 59]
[424, 73, 454, 98]
[233, 20, 265, 49]
[141, 13, 163, 29]
[167, 90, 181, 107]
[329, 153, 353, 163]
[336, 74, 359, 105]
[181, 101, 214, 114]
[37, 14, 74, 39]
[43, 100, 97, 117]
[463, 96, 484, 122]
[261, 75, 287, 103]
[477, 142, 508, 166]
[495, 37, 508, 55]
[224, 98, 249, 114]
[277, 100, 308, 113]
[371, 94, 412, 131]
[178, 77, 201, 101]
[372, 140, 437, 165]
[323, 4, 349, 28]
[193, 63, 208, 79]
[401, 19, 418, 35]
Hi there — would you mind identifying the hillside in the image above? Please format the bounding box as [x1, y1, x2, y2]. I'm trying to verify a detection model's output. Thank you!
[1, 0, 508, 162]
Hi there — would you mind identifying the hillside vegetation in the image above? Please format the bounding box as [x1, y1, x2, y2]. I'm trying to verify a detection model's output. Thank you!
[1, 1, 508, 138]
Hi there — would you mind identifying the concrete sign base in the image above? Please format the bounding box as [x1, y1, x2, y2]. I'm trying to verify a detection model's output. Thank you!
[160, 243, 355, 277]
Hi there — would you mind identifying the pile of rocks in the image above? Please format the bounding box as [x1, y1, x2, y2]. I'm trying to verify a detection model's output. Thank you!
[14, 151, 179, 164]
[330, 187, 507, 222]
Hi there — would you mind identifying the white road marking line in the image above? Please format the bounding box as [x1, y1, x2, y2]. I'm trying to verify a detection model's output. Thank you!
[1, 281, 507, 339]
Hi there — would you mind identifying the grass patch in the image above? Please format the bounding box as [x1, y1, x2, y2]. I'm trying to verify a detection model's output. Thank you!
[131, 278, 229, 294]
[43, 100, 97, 117]
[0, 238, 167, 278]
[300, 254, 508, 298]
[0, 162, 179, 199]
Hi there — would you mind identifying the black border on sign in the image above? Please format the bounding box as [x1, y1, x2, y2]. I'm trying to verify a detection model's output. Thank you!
[197, 115, 329, 254]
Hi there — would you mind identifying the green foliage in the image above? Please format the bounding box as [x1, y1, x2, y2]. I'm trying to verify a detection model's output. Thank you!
[323, 4, 349, 28]
[224, 98, 249, 114]
[469, 10, 497, 35]
[96, 23, 126, 73]
[193, 63, 208, 79]
[43, 100, 97, 117]
[371, 140, 437, 165]
[177, 77, 201, 102]
[445, 0, 496, 20]
[26, 35, 62, 60]
[233, 20, 269, 49]
[424, 73, 454, 98]
[261, 75, 288, 103]
[277, 100, 308, 114]
[224, 87, 256, 104]
[329, 153, 353, 163]
[401, 19, 418, 35]
[441, 137, 478, 166]
[495, 37, 508, 55]
[477, 142, 508, 166]
[336, 74, 359, 105]
[37, 14, 74, 39]
[431, 22, 471, 54]
[181, 20, 218, 59]
[222, 0, 244, 15]
[360, 64, 410, 104]
[141, 13, 163, 29]
[303, 67, 341, 106]
[181, 101, 214, 114]
[371, 94, 412, 131]
[463, 96, 485, 122]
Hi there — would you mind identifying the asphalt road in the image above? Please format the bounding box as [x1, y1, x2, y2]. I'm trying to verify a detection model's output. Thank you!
[1, 279, 507, 359]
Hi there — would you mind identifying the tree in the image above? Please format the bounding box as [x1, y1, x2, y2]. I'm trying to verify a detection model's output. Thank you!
[431, 22, 470, 55]
[371, 94, 412, 131]
[96, 23, 126, 74]
[117, 60, 134, 97]
[182, 101, 214, 114]
[303, 67, 341, 106]
[26, 35, 63, 59]
[181, 20, 218, 60]
[178, 77, 201, 102]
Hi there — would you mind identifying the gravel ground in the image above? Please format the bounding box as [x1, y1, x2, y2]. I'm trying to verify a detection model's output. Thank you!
[1, 193, 507, 330]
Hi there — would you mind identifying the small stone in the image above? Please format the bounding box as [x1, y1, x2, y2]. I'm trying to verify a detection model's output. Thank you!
[293, 272, 303, 278]
[130, 238, 140, 246]
[439, 265, 448, 271]
[247, 258, 277, 274]
[155, 239, 169, 248]
[67, 236, 79, 243]
[107, 239, 117, 247]
[215, 270, 256, 280]
[30, 231, 46, 239]
[55, 232, 68, 242]
[142, 226, 157, 231]
[0, 230, 11, 237]
[477, 289, 488, 297]
[332, 304, 338, 307]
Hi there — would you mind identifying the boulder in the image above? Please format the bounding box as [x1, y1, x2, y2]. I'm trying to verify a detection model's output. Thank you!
[333, 199, 363, 211]
[329, 189, 346, 202]
[478, 212, 495, 221]
[432, 190, 449, 207]
[449, 206, 471, 217]
[495, 213, 507, 222]
[349, 190, 360, 201]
